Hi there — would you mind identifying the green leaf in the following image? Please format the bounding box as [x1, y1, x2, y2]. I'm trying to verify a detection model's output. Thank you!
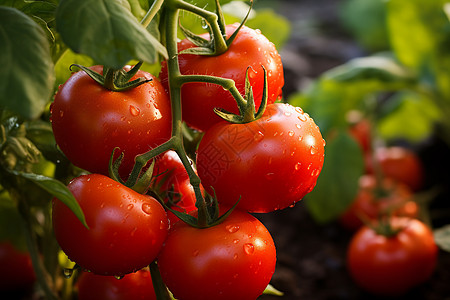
[0, 7, 55, 120]
[54, 48, 94, 87]
[325, 55, 416, 88]
[55, 0, 167, 69]
[339, 0, 389, 51]
[305, 131, 364, 224]
[434, 224, 450, 252]
[0, 192, 28, 252]
[377, 92, 441, 142]
[387, 0, 450, 99]
[11, 171, 88, 229]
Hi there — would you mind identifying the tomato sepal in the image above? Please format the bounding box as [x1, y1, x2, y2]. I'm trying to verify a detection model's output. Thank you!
[214, 65, 268, 124]
[70, 62, 152, 92]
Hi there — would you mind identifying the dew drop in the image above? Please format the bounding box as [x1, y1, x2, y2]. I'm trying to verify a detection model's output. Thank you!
[63, 268, 73, 279]
[127, 204, 134, 210]
[233, 239, 240, 244]
[120, 116, 126, 122]
[265, 173, 275, 181]
[142, 203, 152, 215]
[160, 220, 166, 230]
[288, 130, 295, 137]
[310, 147, 317, 155]
[298, 114, 307, 122]
[243, 243, 255, 255]
[295, 162, 301, 171]
[130, 227, 137, 237]
[284, 111, 292, 117]
[254, 131, 264, 142]
[295, 107, 304, 114]
[225, 224, 240, 233]
[130, 105, 140, 116]
[233, 253, 238, 260]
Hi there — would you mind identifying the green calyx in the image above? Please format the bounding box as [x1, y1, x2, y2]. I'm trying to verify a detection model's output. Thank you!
[215, 65, 269, 124]
[178, 0, 253, 56]
[70, 61, 152, 92]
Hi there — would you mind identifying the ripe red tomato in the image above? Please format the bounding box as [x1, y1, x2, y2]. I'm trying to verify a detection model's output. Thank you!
[51, 65, 172, 177]
[77, 269, 156, 300]
[159, 23, 284, 131]
[348, 117, 372, 153]
[157, 209, 276, 300]
[370, 146, 424, 192]
[196, 103, 325, 213]
[347, 217, 438, 296]
[52, 174, 168, 276]
[339, 175, 419, 231]
[0, 241, 36, 291]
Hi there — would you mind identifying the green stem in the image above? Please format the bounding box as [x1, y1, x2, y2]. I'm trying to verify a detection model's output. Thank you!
[164, 2, 209, 227]
[128, 0, 146, 19]
[140, 0, 166, 28]
[177, 74, 247, 112]
[149, 261, 171, 300]
[17, 200, 58, 300]
[172, 0, 228, 54]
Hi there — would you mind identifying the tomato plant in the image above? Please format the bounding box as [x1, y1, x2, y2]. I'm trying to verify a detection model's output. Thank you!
[339, 175, 418, 231]
[347, 217, 438, 296]
[77, 269, 156, 300]
[159, 23, 284, 132]
[52, 174, 168, 276]
[196, 103, 325, 212]
[0, 241, 36, 291]
[51, 65, 172, 177]
[157, 208, 276, 300]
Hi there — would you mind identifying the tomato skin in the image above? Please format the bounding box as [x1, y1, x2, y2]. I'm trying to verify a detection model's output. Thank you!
[196, 103, 325, 213]
[77, 269, 156, 300]
[372, 146, 424, 192]
[157, 209, 276, 300]
[52, 174, 168, 276]
[159, 23, 284, 131]
[51, 65, 172, 177]
[0, 241, 36, 291]
[347, 218, 438, 296]
[339, 175, 419, 231]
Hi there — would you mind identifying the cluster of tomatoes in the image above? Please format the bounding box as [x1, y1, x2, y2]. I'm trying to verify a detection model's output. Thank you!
[49, 24, 325, 300]
[341, 116, 438, 296]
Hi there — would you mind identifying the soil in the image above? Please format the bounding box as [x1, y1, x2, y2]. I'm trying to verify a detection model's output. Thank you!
[256, 0, 450, 299]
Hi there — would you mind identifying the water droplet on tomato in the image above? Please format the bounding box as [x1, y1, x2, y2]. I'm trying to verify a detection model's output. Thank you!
[298, 114, 307, 122]
[243, 243, 255, 255]
[226, 224, 240, 233]
[63, 268, 73, 279]
[160, 220, 166, 230]
[233, 253, 238, 260]
[265, 173, 275, 181]
[295, 162, 301, 171]
[130, 105, 140, 116]
[233, 239, 240, 244]
[142, 203, 152, 215]
[130, 227, 137, 237]
[310, 146, 317, 155]
[288, 130, 295, 137]
[59, 110, 64, 117]
[120, 116, 126, 122]
[127, 204, 134, 210]
[254, 131, 264, 142]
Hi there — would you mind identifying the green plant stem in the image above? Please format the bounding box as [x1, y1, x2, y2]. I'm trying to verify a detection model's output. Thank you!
[17, 199, 58, 300]
[149, 261, 171, 299]
[177, 74, 247, 113]
[171, 0, 228, 54]
[164, 3, 210, 227]
[140, 0, 165, 28]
